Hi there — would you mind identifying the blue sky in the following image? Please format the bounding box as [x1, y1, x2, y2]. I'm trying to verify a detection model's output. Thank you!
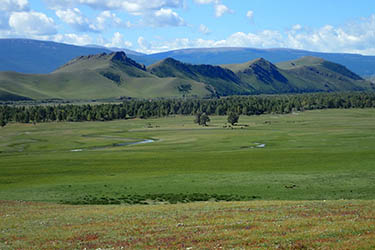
[1, 0, 375, 55]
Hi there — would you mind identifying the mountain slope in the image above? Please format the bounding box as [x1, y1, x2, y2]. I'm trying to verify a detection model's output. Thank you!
[276, 57, 373, 92]
[0, 52, 213, 100]
[148, 58, 248, 95]
[226, 57, 373, 93]
[137, 47, 375, 77]
[54, 51, 149, 78]
[277, 56, 362, 80]
[0, 52, 373, 101]
[222, 58, 294, 93]
[150, 57, 372, 95]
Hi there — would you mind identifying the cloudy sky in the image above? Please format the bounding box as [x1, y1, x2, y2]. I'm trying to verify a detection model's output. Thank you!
[1, 0, 375, 55]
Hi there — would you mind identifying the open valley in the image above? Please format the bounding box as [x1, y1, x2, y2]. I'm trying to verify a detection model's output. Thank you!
[1, 109, 375, 248]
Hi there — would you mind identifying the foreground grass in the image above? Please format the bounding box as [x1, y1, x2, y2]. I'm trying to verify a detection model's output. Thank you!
[1, 109, 375, 248]
[1, 109, 375, 202]
[1, 200, 375, 249]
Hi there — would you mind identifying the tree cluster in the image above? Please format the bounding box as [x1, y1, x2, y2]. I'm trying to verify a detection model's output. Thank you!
[0, 104, 127, 125]
[1, 92, 375, 126]
[194, 112, 210, 126]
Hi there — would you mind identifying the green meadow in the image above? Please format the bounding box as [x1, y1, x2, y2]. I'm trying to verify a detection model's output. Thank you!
[1, 200, 375, 249]
[1, 108, 375, 204]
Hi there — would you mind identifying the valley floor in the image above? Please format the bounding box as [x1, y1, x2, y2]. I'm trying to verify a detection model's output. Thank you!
[1, 109, 375, 202]
[1, 109, 375, 248]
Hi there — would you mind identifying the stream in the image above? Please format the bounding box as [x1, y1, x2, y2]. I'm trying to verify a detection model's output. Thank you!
[71, 138, 155, 152]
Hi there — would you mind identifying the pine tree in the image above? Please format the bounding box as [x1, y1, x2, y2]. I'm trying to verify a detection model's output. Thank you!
[227, 112, 239, 125]
[0, 118, 7, 127]
[194, 112, 210, 126]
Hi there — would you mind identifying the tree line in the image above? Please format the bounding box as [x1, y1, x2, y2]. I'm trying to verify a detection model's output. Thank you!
[1, 92, 375, 127]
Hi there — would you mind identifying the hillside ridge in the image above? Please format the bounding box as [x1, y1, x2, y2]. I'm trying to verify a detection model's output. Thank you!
[0, 51, 373, 100]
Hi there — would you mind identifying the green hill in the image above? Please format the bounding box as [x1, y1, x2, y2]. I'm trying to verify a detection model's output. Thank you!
[276, 56, 373, 92]
[0, 53, 373, 101]
[148, 57, 245, 95]
[221, 56, 372, 94]
[0, 52, 213, 100]
[222, 58, 293, 93]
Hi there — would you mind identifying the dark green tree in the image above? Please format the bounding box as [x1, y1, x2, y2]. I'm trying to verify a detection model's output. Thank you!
[194, 112, 210, 126]
[0, 118, 7, 127]
[194, 112, 202, 125]
[227, 112, 239, 125]
[201, 113, 210, 126]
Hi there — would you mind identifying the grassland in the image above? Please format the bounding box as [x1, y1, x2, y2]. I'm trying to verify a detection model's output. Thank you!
[1, 200, 375, 249]
[0, 71, 211, 100]
[1, 108, 375, 248]
[1, 108, 375, 203]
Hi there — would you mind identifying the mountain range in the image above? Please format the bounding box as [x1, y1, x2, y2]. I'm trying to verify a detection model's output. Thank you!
[2, 39, 375, 78]
[0, 50, 373, 101]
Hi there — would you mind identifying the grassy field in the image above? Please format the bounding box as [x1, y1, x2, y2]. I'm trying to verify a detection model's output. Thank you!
[1, 200, 375, 249]
[1, 108, 375, 248]
[1, 109, 375, 203]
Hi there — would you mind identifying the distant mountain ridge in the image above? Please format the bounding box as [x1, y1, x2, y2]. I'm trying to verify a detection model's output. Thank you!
[84, 44, 145, 56]
[2, 39, 375, 77]
[141, 47, 375, 77]
[1, 50, 372, 101]
[0, 39, 112, 74]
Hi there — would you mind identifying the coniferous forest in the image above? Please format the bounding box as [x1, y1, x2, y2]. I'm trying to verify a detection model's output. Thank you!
[1, 92, 375, 126]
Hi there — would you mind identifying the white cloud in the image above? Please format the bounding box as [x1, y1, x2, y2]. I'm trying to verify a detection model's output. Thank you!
[193, 0, 233, 18]
[292, 24, 302, 31]
[124, 40, 133, 47]
[134, 14, 375, 55]
[53, 33, 93, 45]
[199, 24, 210, 34]
[136, 30, 284, 53]
[104, 32, 132, 48]
[0, 0, 29, 12]
[193, 0, 218, 4]
[0, 1, 58, 39]
[9, 11, 57, 35]
[95, 11, 124, 30]
[55, 8, 92, 32]
[45, 0, 184, 15]
[55, 8, 128, 32]
[214, 4, 232, 17]
[137, 36, 150, 51]
[225, 31, 284, 48]
[0, 0, 29, 29]
[147, 8, 185, 27]
[92, 0, 183, 14]
[135, 36, 218, 53]
[133, 33, 272, 53]
[49, 1, 185, 28]
[283, 15, 375, 54]
[1, 1, 375, 57]
[246, 10, 254, 20]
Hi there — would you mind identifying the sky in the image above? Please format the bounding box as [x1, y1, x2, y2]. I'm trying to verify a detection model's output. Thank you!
[1, 0, 375, 55]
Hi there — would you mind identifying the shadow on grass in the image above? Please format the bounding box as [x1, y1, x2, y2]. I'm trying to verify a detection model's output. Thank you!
[62, 193, 262, 205]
